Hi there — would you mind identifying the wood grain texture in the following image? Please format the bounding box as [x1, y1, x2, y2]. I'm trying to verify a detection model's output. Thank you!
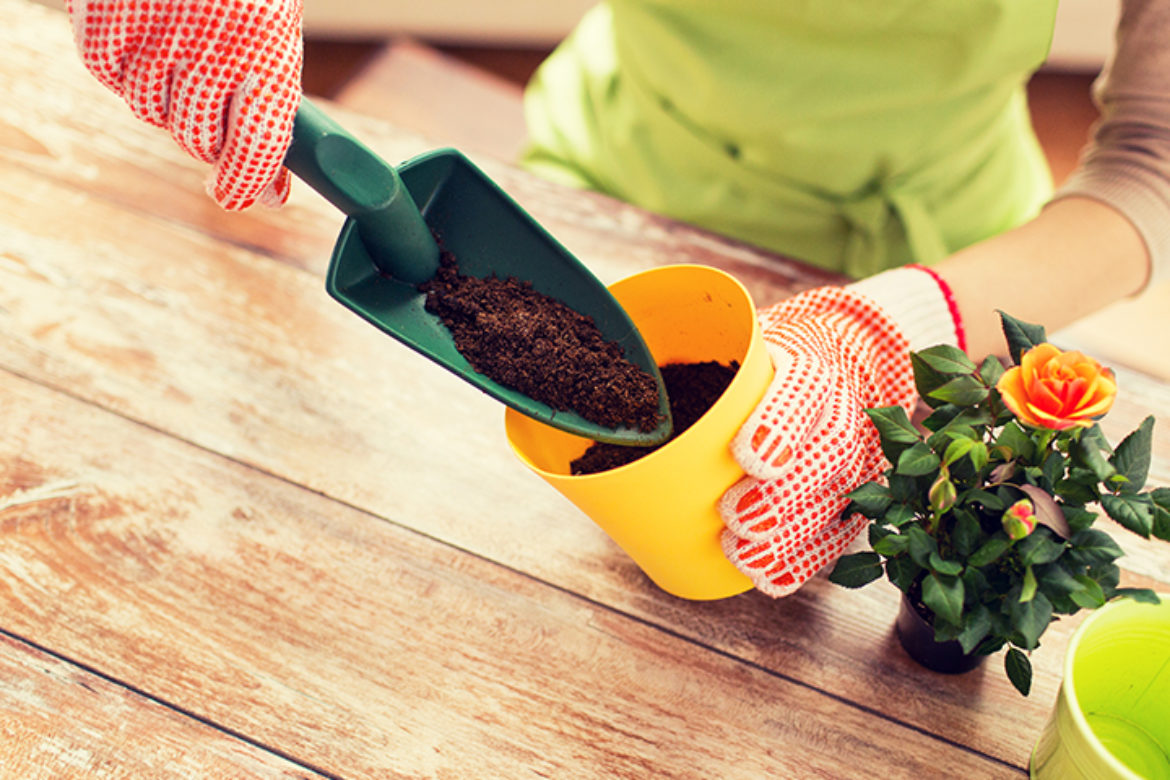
[3, 128, 1166, 768]
[1, 0, 1168, 775]
[0, 634, 324, 779]
[0, 371, 1014, 778]
[0, 0, 837, 292]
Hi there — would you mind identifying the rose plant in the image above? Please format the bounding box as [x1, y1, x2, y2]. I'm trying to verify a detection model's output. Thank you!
[829, 312, 1169, 695]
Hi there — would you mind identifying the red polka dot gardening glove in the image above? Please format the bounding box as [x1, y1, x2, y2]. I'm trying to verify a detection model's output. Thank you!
[719, 266, 967, 597]
[67, 0, 303, 210]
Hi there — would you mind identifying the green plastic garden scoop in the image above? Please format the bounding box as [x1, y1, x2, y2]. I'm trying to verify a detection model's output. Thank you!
[284, 98, 672, 446]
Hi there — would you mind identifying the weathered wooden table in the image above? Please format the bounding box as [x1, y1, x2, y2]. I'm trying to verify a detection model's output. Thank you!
[3, 2, 1168, 777]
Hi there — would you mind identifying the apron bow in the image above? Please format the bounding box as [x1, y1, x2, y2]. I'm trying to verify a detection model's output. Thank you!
[838, 181, 950, 278]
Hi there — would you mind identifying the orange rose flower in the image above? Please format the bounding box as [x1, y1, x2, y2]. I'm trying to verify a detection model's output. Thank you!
[996, 343, 1117, 430]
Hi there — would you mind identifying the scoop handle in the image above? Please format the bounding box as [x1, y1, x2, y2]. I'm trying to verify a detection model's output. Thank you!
[285, 97, 439, 284]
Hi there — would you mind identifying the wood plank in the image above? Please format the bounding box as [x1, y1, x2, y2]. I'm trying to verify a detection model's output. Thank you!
[3, 0, 1169, 770]
[1054, 281, 1170, 382]
[0, 371, 1015, 778]
[3, 136, 1168, 773]
[0, 633, 325, 779]
[0, 0, 832, 292]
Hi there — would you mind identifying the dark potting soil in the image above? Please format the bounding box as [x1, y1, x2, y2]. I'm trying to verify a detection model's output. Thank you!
[569, 360, 739, 475]
[418, 247, 663, 433]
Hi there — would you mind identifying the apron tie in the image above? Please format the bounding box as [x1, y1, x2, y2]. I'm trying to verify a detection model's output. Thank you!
[838, 181, 950, 278]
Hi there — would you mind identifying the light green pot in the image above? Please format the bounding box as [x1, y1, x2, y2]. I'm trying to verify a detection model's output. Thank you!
[1031, 595, 1170, 779]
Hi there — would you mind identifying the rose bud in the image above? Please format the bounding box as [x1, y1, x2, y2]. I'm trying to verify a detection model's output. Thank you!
[929, 473, 957, 514]
[1002, 498, 1037, 541]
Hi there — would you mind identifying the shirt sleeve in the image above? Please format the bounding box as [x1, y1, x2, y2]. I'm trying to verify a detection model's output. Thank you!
[1054, 0, 1170, 286]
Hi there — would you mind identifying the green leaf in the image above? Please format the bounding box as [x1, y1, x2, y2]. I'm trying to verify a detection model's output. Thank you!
[845, 482, 892, 518]
[1071, 576, 1107, 609]
[1082, 424, 1114, 453]
[976, 636, 1007, 656]
[932, 619, 962, 643]
[1034, 562, 1081, 594]
[868, 524, 893, 546]
[967, 441, 990, 474]
[995, 422, 1035, 463]
[867, 406, 921, 463]
[1100, 493, 1154, 538]
[928, 375, 990, 407]
[873, 532, 910, 558]
[968, 536, 1011, 568]
[897, 442, 941, 477]
[952, 405, 994, 429]
[1005, 648, 1033, 696]
[1041, 450, 1066, 491]
[923, 573, 965, 626]
[1151, 489, 1170, 542]
[1074, 429, 1118, 483]
[1062, 506, 1098, 534]
[1067, 528, 1124, 565]
[1017, 530, 1066, 566]
[1020, 565, 1038, 603]
[957, 604, 992, 655]
[883, 503, 918, 528]
[929, 551, 963, 577]
[886, 556, 921, 593]
[906, 524, 938, 569]
[1036, 562, 1087, 613]
[1114, 588, 1161, 605]
[928, 426, 977, 464]
[921, 403, 961, 432]
[917, 345, 978, 375]
[978, 355, 1006, 387]
[942, 437, 974, 467]
[1055, 477, 1099, 507]
[962, 566, 989, 601]
[952, 510, 982, 556]
[889, 474, 920, 505]
[1011, 592, 1054, 650]
[911, 352, 953, 410]
[1088, 562, 1122, 594]
[1154, 503, 1170, 543]
[963, 489, 1005, 513]
[999, 311, 1047, 365]
[828, 552, 884, 588]
[865, 406, 920, 445]
[1111, 417, 1155, 493]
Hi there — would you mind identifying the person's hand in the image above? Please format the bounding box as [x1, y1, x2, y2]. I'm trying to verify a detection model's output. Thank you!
[719, 267, 964, 597]
[67, 0, 303, 210]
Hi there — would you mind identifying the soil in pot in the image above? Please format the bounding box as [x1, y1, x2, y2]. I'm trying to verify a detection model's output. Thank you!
[419, 246, 663, 433]
[569, 360, 739, 475]
[896, 579, 987, 674]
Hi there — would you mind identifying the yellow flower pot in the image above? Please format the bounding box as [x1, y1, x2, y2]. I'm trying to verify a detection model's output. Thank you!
[504, 264, 772, 600]
[1031, 594, 1170, 779]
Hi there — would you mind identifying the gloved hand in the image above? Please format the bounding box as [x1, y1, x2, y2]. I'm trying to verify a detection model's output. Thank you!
[67, 0, 303, 210]
[719, 265, 965, 597]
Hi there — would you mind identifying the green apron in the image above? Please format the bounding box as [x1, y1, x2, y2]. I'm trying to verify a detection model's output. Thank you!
[522, 0, 1058, 278]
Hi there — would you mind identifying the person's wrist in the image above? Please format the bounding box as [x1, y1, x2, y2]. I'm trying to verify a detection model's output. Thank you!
[846, 264, 966, 353]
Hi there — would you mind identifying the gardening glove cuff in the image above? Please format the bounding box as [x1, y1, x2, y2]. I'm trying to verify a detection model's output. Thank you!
[67, 0, 304, 210]
[848, 264, 966, 353]
[719, 265, 964, 597]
